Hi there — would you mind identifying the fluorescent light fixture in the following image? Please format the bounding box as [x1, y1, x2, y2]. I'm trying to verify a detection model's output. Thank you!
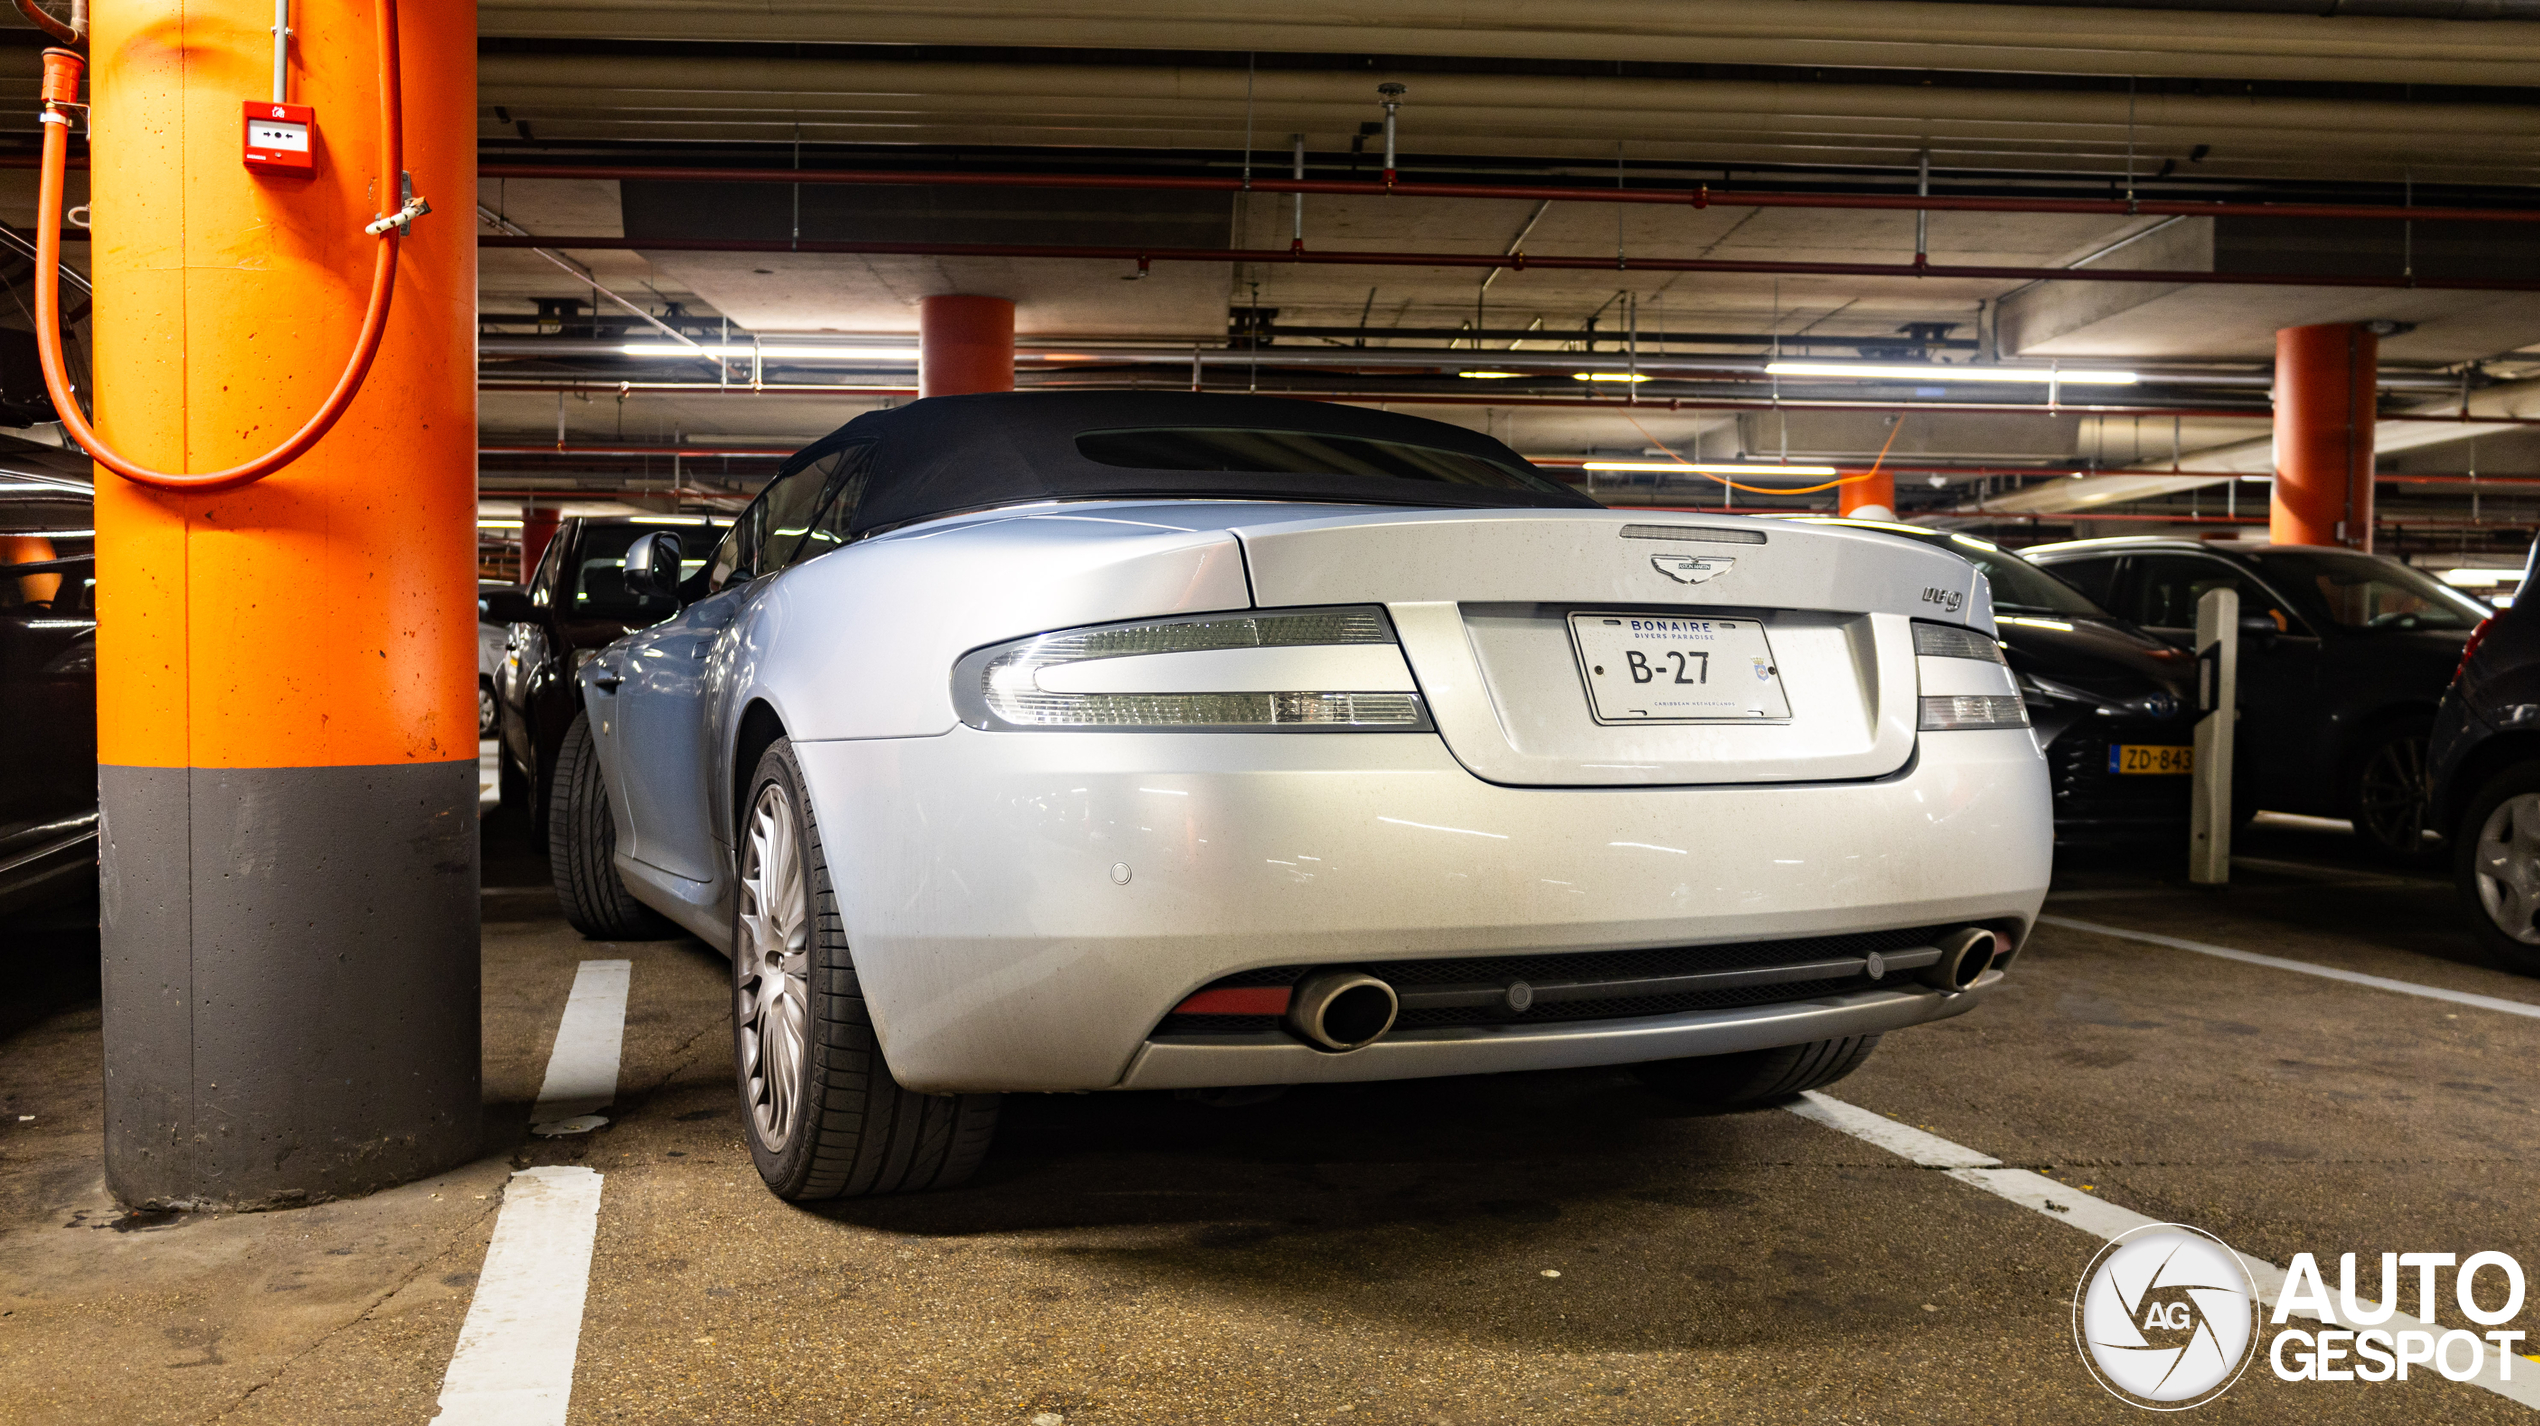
[618, 342, 922, 362]
[1457, 370, 1526, 379]
[1582, 460, 1842, 477]
[629, 516, 714, 525]
[2442, 567, 2526, 586]
[1571, 372, 1653, 383]
[1764, 361, 2138, 385]
[477, 518, 525, 529]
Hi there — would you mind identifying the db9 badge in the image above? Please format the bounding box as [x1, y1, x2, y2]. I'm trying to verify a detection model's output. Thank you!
[1568, 612, 1793, 724]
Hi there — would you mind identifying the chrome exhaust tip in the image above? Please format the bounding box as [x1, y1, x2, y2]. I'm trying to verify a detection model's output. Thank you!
[1919, 927, 2001, 992]
[1285, 969, 1399, 1052]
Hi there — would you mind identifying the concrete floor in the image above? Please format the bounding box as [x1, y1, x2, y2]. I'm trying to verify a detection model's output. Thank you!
[4, 814, 2537, 1423]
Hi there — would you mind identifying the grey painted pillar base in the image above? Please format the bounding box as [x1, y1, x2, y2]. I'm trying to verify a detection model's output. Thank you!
[99, 762, 481, 1211]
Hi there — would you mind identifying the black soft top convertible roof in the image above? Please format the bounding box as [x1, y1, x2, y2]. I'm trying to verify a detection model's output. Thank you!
[775, 391, 1600, 535]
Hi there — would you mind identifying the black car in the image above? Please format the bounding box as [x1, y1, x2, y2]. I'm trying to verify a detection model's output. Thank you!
[0, 439, 98, 918]
[1797, 518, 2196, 842]
[2026, 537, 2487, 857]
[492, 515, 724, 834]
[2430, 542, 2540, 970]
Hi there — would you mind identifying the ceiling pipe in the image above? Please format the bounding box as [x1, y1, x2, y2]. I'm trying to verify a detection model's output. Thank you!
[478, 337, 2476, 391]
[475, 233, 2540, 292]
[477, 377, 2282, 419]
[27, 148, 2535, 225]
[477, 163, 2540, 227]
[475, 448, 2540, 487]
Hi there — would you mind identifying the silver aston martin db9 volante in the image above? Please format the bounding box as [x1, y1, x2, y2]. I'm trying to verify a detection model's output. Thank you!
[554, 392, 2052, 1200]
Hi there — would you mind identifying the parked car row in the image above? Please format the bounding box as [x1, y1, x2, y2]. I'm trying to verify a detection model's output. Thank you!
[2027, 537, 2484, 858]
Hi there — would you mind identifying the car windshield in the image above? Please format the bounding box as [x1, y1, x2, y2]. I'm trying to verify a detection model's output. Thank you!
[1075, 427, 1572, 495]
[1828, 524, 2109, 616]
[2246, 549, 2489, 631]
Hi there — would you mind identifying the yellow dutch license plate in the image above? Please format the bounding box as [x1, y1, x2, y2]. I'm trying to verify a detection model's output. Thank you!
[2109, 744, 2194, 776]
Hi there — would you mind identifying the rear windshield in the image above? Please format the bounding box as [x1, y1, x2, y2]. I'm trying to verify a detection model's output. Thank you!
[1075, 427, 1573, 496]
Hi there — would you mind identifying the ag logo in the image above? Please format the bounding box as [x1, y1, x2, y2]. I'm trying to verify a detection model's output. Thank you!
[1652, 554, 1734, 584]
[2075, 1224, 2260, 1410]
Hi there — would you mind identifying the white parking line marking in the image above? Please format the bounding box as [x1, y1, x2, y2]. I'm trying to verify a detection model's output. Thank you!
[2038, 915, 2540, 1021]
[430, 1166, 607, 1426]
[532, 959, 633, 1125]
[1789, 1092, 2540, 1408]
[433, 958, 633, 1425]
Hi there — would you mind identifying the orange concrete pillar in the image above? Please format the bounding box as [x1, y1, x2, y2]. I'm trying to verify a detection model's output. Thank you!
[91, 0, 480, 1208]
[2271, 323, 2376, 551]
[918, 294, 1015, 399]
[1839, 467, 1896, 522]
[521, 504, 561, 583]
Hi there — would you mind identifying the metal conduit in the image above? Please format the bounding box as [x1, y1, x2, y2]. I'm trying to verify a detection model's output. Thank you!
[23, 151, 2527, 225]
[476, 447, 2540, 487]
[477, 163, 2540, 227]
[473, 234, 2540, 292]
[478, 338, 2476, 391]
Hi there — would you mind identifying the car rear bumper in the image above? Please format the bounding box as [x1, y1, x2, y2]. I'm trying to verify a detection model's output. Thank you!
[1120, 974, 1998, 1090]
[796, 726, 2051, 1093]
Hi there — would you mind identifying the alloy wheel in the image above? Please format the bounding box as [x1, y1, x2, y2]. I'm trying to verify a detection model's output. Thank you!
[2354, 733, 2431, 855]
[2474, 793, 2540, 945]
[736, 780, 812, 1152]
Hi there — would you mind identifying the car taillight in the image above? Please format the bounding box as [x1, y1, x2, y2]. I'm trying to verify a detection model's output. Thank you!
[2456, 615, 2494, 686]
[951, 605, 1433, 732]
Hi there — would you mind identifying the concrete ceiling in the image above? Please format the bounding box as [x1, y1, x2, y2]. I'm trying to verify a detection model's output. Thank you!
[12, 1, 2540, 542]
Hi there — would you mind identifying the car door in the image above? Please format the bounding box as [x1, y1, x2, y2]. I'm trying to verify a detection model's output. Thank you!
[2119, 552, 2324, 814]
[607, 451, 857, 884]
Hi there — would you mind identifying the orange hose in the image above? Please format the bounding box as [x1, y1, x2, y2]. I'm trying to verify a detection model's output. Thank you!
[33, 0, 409, 494]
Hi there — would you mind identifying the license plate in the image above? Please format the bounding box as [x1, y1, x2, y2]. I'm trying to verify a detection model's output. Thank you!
[2109, 744, 2194, 775]
[1569, 612, 1791, 723]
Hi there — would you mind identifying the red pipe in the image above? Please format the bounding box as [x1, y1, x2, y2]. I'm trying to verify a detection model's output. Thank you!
[479, 444, 794, 458]
[473, 234, 2540, 293]
[476, 378, 2271, 419]
[479, 164, 2540, 228]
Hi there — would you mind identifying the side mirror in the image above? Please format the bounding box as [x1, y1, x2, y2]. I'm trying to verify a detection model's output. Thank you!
[479, 588, 536, 625]
[621, 530, 686, 604]
[2238, 613, 2281, 641]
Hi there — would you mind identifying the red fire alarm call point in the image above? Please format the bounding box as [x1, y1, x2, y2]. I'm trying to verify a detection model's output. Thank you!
[242, 101, 314, 176]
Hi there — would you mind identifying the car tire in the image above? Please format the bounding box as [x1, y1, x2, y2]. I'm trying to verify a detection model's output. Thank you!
[2454, 760, 2540, 976]
[1630, 1035, 1882, 1112]
[478, 677, 498, 739]
[733, 737, 1000, 1200]
[548, 710, 679, 940]
[2351, 717, 2439, 862]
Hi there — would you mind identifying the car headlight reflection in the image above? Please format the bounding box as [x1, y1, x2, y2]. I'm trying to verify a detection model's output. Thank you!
[955, 606, 1433, 732]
